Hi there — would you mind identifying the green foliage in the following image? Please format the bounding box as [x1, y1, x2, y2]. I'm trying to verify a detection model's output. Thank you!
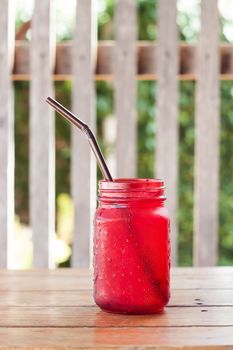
[219, 82, 233, 265]
[55, 81, 72, 197]
[137, 81, 156, 178]
[137, 0, 157, 40]
[98, 0, 115, 39]
[178, 81, 195, 266]
[14, 82, 29, 224]
[96, 81, 114, 180]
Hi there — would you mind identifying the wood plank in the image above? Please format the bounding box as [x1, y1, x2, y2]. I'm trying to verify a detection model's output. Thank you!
[169, 289, 233, 307]
[0, 267, 231, 282]
[0, 270, 233, 290]
[0, 266, 232, 276]
[194, 0, 220, 266]
[156, 0, 179, 265]
[0, 290, 94, 307]
[71, 0, 97, 267]
[0, 327, 232, 349]
[0, 268, 92, 276]
[13, 41, 233, 80]
[30, 0, 55, 267]
[0, 305, 232, 327]
[0, 288, 233, 307]
[171, 277, 233, 289]
[5, 304, 233, 327]
[171, 266, 233, 275]
[115, 0, 137, 177]
[0, 275, 92, 290]
[0, 0, 14, 267]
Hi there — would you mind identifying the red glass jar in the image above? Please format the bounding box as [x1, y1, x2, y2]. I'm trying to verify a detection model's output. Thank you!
[93, 178, 170, 314]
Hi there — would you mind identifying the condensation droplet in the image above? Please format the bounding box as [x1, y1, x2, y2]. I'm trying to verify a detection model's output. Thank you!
[122, 273, 125, 277]
[129, 271, 133, 275]
[112, 273, 116, 278]
[107, 257, 112, 262]
[138, 278, 141, 282]
[126, 239, 129, 243]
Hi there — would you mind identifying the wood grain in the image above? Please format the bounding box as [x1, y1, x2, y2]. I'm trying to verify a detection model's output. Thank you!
[0, 0, 14, 267]
[115, 0, 137, 177]
[0, 266, 231, 276]
[0, 288, 232, 307]
[0, 268, 232, 349]
[30, 0, 55, 267]
[194, 0, 220, 266]
[0, 305, 232, 327]
[71, 0, 97, 267]
[0, 327, 232, 349]
[0, 268, 232, 290]
[156, 0, 179, 265]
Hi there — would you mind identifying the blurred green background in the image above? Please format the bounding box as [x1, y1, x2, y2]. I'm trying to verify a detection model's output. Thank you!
[14, 0, 233, 267]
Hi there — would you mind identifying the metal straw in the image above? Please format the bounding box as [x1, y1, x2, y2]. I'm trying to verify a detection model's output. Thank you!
[46, 97, 113, 181]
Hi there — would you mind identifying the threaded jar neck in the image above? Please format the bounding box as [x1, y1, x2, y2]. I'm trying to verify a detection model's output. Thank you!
[98, 178, 166, 202]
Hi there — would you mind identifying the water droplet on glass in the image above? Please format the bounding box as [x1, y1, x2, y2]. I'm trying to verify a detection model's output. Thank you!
[138, 278, 141, 282]
[107, 257, 112, 262]
[122, 249, 125, 254]
[122, 273, 125, 277]
[129, 271, 133, 276]
[112, 273, 116, 278]
[126, 239, 129, 243]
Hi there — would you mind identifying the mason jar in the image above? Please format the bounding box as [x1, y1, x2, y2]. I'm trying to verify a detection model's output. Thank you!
[93, 178, 170, 314]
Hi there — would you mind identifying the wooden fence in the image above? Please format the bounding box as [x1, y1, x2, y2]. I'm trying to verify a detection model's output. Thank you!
[0, 0, 227, 267]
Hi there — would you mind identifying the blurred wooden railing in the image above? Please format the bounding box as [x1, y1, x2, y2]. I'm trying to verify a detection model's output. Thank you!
[13, 41, 233, 80]
[0, 0, 225, 267]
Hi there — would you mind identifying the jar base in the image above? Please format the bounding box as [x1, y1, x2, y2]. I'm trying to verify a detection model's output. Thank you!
[100, 307, 165, 315]
[95, 301, 165, 315]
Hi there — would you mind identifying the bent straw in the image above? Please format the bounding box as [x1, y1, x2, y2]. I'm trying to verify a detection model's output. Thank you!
[46, 97, 113, 181]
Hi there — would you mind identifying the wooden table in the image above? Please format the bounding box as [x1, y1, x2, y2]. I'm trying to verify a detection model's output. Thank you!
[0, 267, 232, 349]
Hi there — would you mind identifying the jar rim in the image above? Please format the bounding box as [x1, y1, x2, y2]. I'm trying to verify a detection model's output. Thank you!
[99, 178, 165, 191]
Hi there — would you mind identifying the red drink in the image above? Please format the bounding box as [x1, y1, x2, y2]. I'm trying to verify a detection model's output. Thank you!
[93, 178, 170, 314]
